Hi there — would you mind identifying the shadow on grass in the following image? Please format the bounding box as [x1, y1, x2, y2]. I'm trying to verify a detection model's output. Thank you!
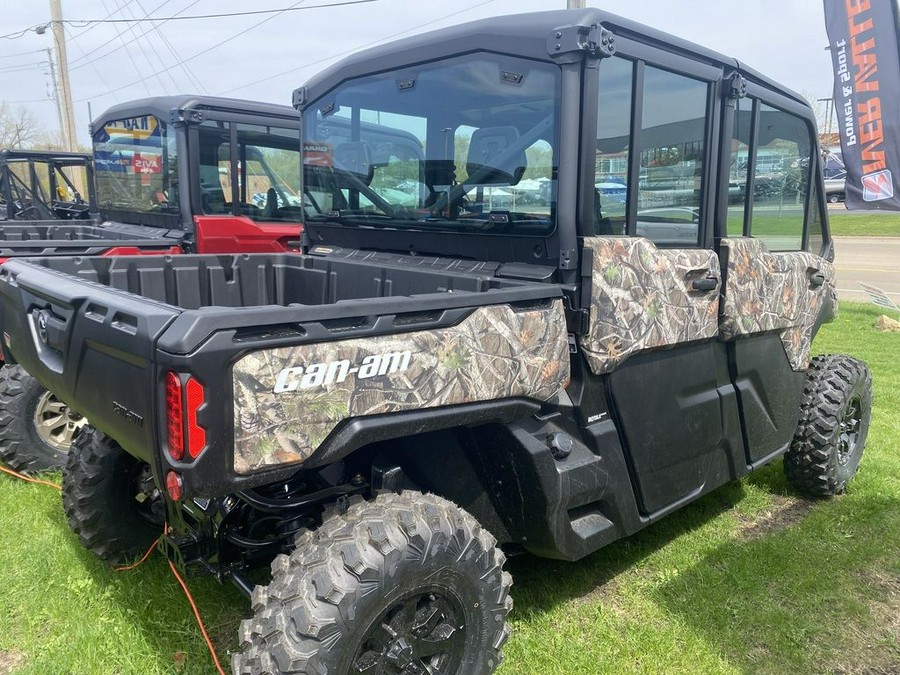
[506, 457, 900, 673]
[67, 529, 250, 675]
[506, 477, 747, 614]
[650, 484, 900, 674]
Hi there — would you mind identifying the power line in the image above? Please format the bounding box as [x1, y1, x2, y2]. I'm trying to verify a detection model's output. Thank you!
[0, 48, 45, 60]
[65, 0, 139, 41]
[112, 0, 176, 91]
[133, 0, 208, 93]
[218, 0, 498, 96]
[0, 60, 48, 75]
[74, 0, 321, 103]
[63, 26, 115, 97]
[1, 0, 377, 39]
[127, 0, 186, 91]
[98, 0, 153, 95]
[68, 0, 202, 71]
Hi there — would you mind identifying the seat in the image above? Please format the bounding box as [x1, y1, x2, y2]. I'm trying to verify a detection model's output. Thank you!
[265, 187, 278, 219]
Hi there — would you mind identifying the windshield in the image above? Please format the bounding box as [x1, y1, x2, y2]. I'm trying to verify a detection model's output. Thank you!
[302, 53, 560, 236]
[93, 115, 179, 214]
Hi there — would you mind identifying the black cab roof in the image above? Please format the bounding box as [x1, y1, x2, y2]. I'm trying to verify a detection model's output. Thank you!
[295, 8, 807, 110]
[0, 149, 92, 164]
[90, 95, 299, 135]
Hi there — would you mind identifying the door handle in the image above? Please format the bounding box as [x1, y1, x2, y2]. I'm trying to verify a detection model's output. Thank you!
[809, 272, 826, 287]
[691, 277, 719, 292]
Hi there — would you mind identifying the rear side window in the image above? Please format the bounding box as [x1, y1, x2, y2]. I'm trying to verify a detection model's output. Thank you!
[749, 104, 810, 251]
[197, 120, 302, 222]
[593, 57, 710, 247]
[595, 56, 633, 235]
[635, 67, 708, 246]
[726, 97, 751, 237]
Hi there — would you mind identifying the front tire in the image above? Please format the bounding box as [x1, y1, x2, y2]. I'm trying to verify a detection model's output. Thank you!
[785, 354, 873, 497]
[62, 427, 164, 564]
[234, 491, 513, 675]
[0, 366, 87, 473]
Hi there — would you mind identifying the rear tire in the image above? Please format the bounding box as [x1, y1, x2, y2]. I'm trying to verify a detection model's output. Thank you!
[0, 366, 86, 473]
[784, 354, 873, 497]
[234, 491, 513, 675]
[62, 427, 164, 564]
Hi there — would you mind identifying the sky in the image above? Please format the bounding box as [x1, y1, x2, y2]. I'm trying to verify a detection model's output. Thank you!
[0, 0, 837, 146]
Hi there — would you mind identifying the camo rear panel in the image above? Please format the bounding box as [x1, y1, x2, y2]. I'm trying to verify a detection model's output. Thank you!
[579, 236, 720, 375]
[231, 300, 569, 473]
[719, 238, 836, 371]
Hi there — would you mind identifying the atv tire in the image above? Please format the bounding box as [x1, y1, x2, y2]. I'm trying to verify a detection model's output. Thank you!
[234, 491, 513, 675]
[0, 365, 86, 473]
[785, 354, 873, 497]
[62, 427, 164, 564]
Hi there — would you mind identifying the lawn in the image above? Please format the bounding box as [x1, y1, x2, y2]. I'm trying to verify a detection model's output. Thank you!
[0, 302, 897, 674]
[829, 211, 900, 237]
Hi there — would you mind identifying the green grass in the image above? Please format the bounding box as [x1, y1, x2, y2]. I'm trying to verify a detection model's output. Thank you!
[829, 211, 900, 237]
[0, 302, 898, 674]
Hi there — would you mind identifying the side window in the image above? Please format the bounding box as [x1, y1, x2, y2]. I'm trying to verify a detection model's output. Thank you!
[726, 97, 751, 236]
[806, 177, 825, 254]
[595, 56, 633, 235]
[235, 123, 302, 222]
[748, 104, 810, 251]
[636, 67, 709, 246]
[198, 121, 230, 214]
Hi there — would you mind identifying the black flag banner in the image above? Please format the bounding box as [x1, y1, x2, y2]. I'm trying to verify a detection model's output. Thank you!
[824, 0, 900, 210]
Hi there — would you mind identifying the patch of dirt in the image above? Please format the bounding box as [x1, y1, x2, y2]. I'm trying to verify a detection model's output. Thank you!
[0, 650, 26, 674]
[832, 568, 900, 675]
[875, 315, 900, 333]
[734, 494, 815, 541]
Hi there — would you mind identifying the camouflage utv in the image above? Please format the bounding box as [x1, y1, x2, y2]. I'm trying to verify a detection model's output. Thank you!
[0, 9, 872, 674]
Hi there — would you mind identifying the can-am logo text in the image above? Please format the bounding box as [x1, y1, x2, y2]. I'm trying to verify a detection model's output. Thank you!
[274, 351, 413, 393]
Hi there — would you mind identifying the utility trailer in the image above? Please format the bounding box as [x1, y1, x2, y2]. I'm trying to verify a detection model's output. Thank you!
[0, 96, 305, 473]
[0, 9, 873, 674]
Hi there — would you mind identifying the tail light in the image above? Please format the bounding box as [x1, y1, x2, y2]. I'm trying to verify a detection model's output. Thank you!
[165, 372, 184, 461]
[166, 470, 184, 501]
[164, 371, 208, 463]
[185, 377, 207, 459]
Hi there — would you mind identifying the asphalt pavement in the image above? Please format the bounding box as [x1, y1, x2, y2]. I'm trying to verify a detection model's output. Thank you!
[832, 236, 900, 304]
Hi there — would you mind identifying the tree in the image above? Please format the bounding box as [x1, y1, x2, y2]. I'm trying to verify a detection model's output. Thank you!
[0, 102, 42, 149]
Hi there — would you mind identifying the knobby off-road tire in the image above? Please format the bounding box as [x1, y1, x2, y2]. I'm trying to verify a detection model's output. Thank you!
[785, 354, 873, 497]
[0, 365, 87, 473]
[62, 427, 164, 565]
[234, 491, 513, 675]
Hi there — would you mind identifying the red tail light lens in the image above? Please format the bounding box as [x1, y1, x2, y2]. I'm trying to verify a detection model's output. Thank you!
[166, 470, 183, 501]
[185, 376, 207, 459]
[165, 371, 184, 461]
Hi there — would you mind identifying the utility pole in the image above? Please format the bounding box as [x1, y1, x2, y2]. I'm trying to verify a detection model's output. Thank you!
[49, 0, 78, 152]
[45, 48, 66, 143]
[567, 0, 587, 8]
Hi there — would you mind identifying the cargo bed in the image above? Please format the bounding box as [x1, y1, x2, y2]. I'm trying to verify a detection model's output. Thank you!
[0, 251, 564, 494]
[0, 221, 183, 257]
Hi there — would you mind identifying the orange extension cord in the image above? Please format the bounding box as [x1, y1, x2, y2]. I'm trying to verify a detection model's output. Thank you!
[1, 465, 227, 675]
[0, 464, 62, 490]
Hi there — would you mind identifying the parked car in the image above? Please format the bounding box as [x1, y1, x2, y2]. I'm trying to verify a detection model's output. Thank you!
[825, 176, 846, 203]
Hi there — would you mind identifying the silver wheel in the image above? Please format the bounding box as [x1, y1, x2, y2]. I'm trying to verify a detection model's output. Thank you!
[33, 390, 87, 451]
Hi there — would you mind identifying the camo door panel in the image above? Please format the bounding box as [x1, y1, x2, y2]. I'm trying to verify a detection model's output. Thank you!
[231, 300, 570, 473]
[579, 236, 721, 375]
[719, 238, 836, 371]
